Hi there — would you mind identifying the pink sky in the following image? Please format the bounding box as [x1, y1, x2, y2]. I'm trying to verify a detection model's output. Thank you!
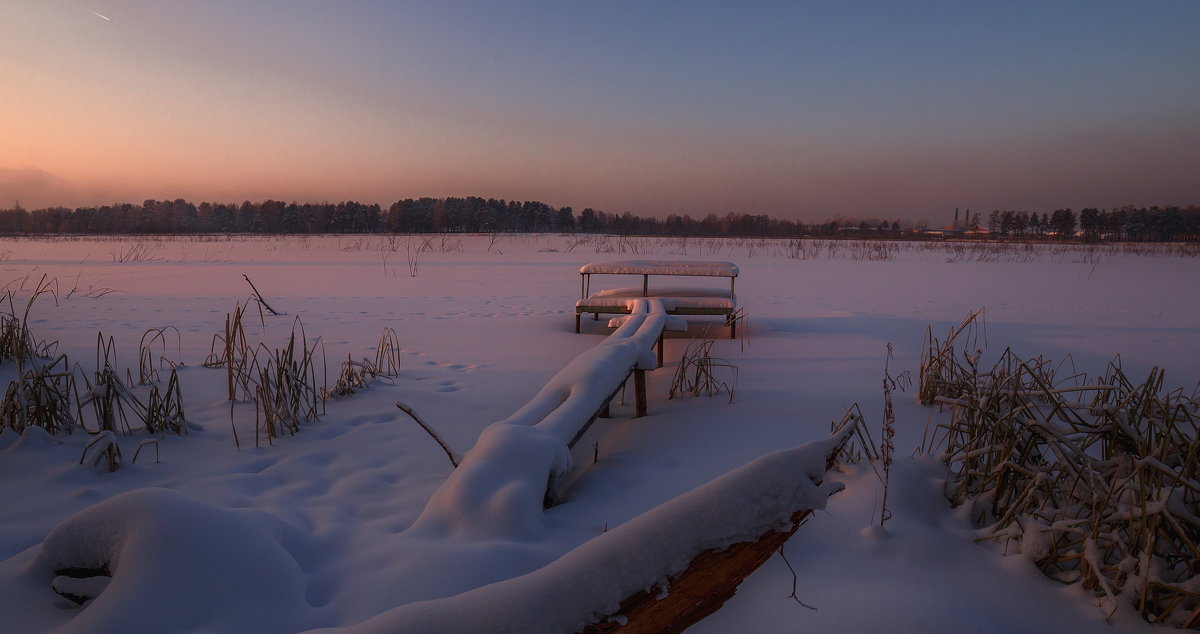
[3, 1, 1198, 220]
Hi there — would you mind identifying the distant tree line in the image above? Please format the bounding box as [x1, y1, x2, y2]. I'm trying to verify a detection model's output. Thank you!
[0, 197, 834, 237]
[987, 206, 1200, 242]
[0, 197, 1197, 241]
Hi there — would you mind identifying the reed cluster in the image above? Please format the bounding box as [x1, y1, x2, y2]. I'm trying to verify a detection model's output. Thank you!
[204, 302, 403, 447]
[921, 311, 1200, 627]
[327, 327, 402, 398]
[0, 278, 189, 471]
[76, 334, 187, 470]
[204, 305, 325, 447]
[252, 322, 324, 445]
[668, 336, 738, 404]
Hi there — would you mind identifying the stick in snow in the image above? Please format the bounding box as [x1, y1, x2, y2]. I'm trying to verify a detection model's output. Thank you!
[243, 274, 281, 316]
[396, 402, 461, 468]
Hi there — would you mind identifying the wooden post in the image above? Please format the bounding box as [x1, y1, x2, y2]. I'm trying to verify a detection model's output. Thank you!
[656, 333, 664, 368]
[634, 369, 647, 418]
[729, 277, 737, 340]
[575, 313, 581, 333]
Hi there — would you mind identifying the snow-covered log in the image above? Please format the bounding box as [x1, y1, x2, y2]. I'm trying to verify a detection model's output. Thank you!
[327, 429, 852, 634]
[409, 299, 681, 538]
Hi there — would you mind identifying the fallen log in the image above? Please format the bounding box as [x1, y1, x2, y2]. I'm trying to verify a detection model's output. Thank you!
[579, 409, 861, 634]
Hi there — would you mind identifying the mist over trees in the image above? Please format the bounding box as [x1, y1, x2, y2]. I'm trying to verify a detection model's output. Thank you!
[0, 197, 1197, 241]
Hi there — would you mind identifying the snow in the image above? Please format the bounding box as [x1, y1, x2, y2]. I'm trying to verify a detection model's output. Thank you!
[24, 487, 311, 633]
[579, 260, 739, 277]
[0, 234, 1195, 633]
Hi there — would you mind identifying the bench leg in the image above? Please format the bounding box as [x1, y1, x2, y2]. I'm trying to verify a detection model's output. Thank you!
[634, 370, 647, 418]
[730, 317, 737, 339]
[575, 314, 580, 333]
[656, 333, 664, 368]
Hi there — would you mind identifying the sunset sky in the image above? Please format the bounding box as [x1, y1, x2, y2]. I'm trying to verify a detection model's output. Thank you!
[3, 1, 1198, 221]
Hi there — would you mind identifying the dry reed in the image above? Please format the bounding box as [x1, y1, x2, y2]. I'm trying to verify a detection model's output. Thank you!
[0, 355, 75, 435]
[0, 275, 60, 369]
[251, 318, 325, 446]
[137, 326, 182, 385]
[204, 301, 258, 401]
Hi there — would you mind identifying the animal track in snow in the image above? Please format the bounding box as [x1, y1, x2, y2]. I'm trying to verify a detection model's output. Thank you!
[422, 360, 478, 373]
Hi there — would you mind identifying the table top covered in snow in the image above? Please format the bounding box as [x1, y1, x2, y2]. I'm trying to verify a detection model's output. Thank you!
[579, 260, 739, 277]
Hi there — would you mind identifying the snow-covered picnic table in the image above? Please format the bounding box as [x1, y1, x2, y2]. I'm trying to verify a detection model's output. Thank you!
[576, 260, 739, 337]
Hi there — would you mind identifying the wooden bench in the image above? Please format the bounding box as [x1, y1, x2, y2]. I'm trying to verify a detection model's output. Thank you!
[575, 260, 739, 338]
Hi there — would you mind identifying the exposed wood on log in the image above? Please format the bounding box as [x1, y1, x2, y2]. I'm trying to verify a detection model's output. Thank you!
[580, 508, 816, 634]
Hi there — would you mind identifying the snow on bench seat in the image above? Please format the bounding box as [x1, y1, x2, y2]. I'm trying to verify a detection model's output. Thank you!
[584, 286, 736, 302]
[576, 288, 736, 311]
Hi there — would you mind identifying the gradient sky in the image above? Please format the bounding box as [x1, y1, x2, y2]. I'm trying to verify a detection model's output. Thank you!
[3, 1, 1199, 221]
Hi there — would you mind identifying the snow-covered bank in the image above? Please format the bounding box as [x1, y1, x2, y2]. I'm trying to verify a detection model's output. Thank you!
[0, 235, 1195, 632]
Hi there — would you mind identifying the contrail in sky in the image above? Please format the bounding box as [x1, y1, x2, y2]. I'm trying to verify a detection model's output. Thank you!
[89, 10, 111, 21]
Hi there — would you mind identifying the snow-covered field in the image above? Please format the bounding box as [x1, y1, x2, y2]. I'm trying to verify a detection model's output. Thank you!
[0, 234, 1196, 633]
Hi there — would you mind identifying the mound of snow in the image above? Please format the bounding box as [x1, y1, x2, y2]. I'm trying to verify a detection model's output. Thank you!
[19, 488, 312, 634]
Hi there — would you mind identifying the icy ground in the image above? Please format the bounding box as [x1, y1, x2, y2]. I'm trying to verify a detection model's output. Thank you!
[0, 235, 1196, 633]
